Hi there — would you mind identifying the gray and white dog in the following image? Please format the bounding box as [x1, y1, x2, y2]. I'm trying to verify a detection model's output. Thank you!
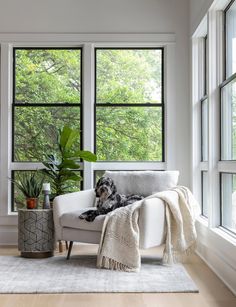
[79, 176, 144, 222]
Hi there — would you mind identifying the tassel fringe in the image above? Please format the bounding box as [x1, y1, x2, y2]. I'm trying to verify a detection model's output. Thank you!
[98, 256, 140, 272]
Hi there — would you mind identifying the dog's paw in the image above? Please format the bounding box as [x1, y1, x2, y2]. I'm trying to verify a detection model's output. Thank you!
[79, 213, 87, 219]
[85, 215, 96, 222]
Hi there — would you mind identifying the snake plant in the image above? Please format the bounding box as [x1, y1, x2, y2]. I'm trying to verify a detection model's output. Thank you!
[12, 172, 44, 198]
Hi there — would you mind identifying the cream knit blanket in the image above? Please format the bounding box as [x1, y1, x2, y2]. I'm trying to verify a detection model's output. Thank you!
[97, 186, 200, 272]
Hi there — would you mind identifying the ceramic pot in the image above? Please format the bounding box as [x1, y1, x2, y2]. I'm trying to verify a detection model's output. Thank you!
[26, 198, 38, 209]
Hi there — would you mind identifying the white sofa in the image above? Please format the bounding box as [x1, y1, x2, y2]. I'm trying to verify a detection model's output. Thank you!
[53, 171, 179, 258]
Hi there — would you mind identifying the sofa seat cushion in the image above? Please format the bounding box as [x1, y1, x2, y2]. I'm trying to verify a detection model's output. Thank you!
[60, 208, 105, 232]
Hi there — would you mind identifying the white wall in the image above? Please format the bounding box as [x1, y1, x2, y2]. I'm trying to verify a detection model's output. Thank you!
[0, 0, 177, 33]
[190, 0, 214, 34]
[0, 0, 190, 244]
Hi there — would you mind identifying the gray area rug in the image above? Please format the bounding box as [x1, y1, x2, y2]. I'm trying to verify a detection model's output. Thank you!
[0, 255, 198, 293]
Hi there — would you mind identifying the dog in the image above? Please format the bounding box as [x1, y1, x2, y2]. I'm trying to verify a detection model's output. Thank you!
[79, 176, 144, 222]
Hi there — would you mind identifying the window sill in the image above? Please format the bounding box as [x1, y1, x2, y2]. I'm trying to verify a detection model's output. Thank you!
[196, 215, 208, 226]
[211, 227, 236, 246]
[196, 217, 236, 246]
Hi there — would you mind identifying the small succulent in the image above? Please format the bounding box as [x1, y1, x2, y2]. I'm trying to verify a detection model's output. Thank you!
[12, 172, 44, 198]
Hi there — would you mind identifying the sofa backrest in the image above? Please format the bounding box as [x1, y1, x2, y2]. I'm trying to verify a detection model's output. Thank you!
[104, 171, 179, 197]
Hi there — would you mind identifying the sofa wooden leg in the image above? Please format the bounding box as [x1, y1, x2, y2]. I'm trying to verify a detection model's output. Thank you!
[66, 241, 73, 260]
[65, 241, 69, 250]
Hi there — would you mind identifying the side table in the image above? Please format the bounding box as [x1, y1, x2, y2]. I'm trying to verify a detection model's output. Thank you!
[18, 209, 54, 258]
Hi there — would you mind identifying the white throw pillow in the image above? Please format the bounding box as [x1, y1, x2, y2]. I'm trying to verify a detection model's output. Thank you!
[104, 171, 179, 197]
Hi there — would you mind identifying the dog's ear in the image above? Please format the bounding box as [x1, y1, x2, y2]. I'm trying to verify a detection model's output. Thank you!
[95, 177, 102, 192]
[111, 180, 117, 194]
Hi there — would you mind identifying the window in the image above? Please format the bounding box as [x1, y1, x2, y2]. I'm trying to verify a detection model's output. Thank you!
[201, 97, 208, 161]
[201, 171, 208, 217]
[95, 48, 164, 161]
[225, 0, 236, 78]
[218, 1, 236, 232]
[192, 4, 236, 290]
[221, 77, 236, 160]
[221, 173, 236, 234]
[200, 36, 209, 218]
[12, 48, 82, 210]
[0, 36, 174, 214]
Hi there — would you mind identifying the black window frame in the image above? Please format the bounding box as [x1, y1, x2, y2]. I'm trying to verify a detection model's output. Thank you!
[12, 47, 83, 163]
[94, 47, 165, 162]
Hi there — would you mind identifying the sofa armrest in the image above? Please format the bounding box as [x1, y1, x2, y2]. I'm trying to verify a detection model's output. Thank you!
[139, 198, 166, 249]
[53, 189, 95, 241]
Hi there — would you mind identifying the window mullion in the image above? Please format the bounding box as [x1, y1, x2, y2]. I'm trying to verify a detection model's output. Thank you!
[83, 43, 95, 190]
[0, 44, 13, 216]
[208, 10, 223, 228]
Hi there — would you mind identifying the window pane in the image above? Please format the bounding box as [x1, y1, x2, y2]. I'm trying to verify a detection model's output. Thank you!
[14, 49, 81, 104]
[96, 49, 162, 104]
[202, 171, 208, 217]
[12, 170, 81, 212]
[221, 77, 236, 160]
[201, 98, 208, 161]
[96, 107, 162, 161]
[14, 106, 80, 161]
[226, 1, 236, 78]
[221, 173, 236, 234]
[204, 36, 208, 95]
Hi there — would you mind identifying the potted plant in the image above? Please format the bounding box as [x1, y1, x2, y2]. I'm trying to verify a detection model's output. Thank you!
[42, 126, 97, 199]
[12, 172, 44, 209]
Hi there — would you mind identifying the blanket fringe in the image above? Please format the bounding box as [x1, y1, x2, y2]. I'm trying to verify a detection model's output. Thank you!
[99, 256, 140, 272]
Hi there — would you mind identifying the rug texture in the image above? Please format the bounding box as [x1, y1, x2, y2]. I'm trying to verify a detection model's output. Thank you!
[0, 255, 198, 293]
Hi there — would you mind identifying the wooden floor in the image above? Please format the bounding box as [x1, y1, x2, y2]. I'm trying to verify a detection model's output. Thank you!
[0, 244, 235, 307]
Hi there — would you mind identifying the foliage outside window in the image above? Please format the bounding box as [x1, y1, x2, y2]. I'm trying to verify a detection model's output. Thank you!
[95, 48, 164, 161]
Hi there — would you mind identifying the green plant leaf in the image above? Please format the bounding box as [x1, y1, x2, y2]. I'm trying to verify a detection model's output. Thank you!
[59, 126, 79, 152]
[59, 126, 72, 149]
[72, 150, 97, 162]
[60, 159, 80, 169]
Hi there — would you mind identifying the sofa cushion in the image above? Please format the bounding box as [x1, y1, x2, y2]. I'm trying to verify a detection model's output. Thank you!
[104, 171, 179, 197]
[60, 208, 105, 232]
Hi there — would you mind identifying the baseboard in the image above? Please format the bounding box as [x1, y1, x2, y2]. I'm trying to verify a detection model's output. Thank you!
[197, 240, 236, 296]
[0, 226, 17, 245]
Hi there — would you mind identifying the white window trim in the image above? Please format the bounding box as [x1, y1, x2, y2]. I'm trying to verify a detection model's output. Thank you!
[0, 33, 176, 217]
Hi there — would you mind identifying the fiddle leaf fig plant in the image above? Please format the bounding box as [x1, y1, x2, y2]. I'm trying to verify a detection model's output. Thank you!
[42, 126, 97, 198]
